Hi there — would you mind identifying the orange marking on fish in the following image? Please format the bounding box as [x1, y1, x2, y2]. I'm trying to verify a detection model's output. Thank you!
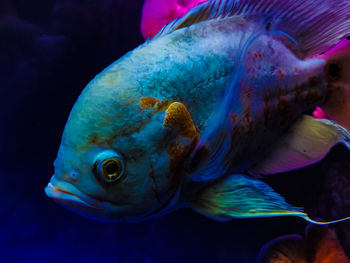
[163, 102, 198, 139]
[167, 143, 188, 173]
[163, 102, 199, 173]
[140, 97, 171, 113]
[230, 111, 238, 124]
[294, 67, 298, 73]
[87, 133, 113, 147]
[140, 97, 159, 108]
[88, 134, 102, 145]
[278, 69, 285, 77]
[156, 99, 171, 112]
[253, 53, 263, 59]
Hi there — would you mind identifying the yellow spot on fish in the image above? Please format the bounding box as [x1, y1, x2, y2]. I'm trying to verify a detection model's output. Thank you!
[230, 111, 238, 124]
[140, 97, 171, 113]
[163, 102, 199, 173]
[156, 99, 171, 112]
[167, 143, 189, 174]
[163, 102, 198, 139]
[140, 97, 159, 108]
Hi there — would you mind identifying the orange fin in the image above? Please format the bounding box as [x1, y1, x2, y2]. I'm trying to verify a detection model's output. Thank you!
[306, 225, 350, 263]
[163, 102, 199, 173]
[258, 225, 350, 263]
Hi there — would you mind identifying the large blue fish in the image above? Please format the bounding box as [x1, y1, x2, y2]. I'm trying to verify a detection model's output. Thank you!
[45, 0, 350, 223]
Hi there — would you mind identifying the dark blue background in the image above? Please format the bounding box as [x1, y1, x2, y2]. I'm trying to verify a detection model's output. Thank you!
[1, 0, 349, 262]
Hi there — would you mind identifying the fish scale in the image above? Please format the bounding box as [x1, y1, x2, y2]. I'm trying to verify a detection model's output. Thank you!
[191, 35, 328, 180]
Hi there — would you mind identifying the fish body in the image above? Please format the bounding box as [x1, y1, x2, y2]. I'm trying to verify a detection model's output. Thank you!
[46, 0, 350, 223]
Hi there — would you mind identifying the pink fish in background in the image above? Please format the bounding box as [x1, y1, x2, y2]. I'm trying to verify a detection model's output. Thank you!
[141, 0, 207, 39]
[257, 224, 350, 263]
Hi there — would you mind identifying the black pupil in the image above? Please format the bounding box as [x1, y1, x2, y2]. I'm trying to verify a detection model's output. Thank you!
[106, 162, 119, 175]
[328, 63, 340, 78]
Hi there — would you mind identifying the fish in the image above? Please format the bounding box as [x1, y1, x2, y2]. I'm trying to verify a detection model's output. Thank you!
[45, 0, 350, 223]
[257, 224, 350, 263]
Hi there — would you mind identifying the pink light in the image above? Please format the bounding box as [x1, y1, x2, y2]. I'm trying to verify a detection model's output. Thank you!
[141, 0, 208, 39]
[313, 107, 329, 119]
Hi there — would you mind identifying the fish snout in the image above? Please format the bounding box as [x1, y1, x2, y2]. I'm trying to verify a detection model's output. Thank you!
[45, 175, 101, 209]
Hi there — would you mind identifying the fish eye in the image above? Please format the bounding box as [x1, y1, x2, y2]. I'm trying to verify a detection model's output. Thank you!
[93, 151, 125, 183]
[326, 62, 342, 80]
[101, 158, 124, 182]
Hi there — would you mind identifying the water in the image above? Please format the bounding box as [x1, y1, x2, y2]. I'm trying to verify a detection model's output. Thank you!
[1, 0, 349, 262]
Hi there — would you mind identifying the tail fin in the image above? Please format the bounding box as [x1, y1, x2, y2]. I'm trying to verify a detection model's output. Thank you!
[321, 38, 350, 131]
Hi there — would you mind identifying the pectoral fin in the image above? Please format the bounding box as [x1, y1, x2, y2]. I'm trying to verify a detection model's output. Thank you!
[250, 115, 350, 175]
[189, 174, 306, 222]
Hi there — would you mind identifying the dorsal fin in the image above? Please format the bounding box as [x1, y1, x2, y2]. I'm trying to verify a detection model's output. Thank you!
[154, 0, 350, 58]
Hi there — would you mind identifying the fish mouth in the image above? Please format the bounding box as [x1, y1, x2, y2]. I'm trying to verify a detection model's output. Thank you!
[45, 177, 100, 209]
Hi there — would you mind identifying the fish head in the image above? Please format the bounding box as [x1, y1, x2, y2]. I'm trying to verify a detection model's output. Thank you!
[45, 64, 198, 222]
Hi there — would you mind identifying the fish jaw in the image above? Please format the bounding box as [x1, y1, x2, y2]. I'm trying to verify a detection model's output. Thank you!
[45, 175, 180, 222]
[45, 176, 101, 210]
[45, 176, 121, 222]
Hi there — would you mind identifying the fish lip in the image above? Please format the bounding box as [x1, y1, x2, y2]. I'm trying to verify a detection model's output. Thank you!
[45, 178, 101, 209]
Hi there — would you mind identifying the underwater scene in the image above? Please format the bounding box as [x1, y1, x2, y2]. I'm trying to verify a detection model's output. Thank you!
[2, 0, 350, 262]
